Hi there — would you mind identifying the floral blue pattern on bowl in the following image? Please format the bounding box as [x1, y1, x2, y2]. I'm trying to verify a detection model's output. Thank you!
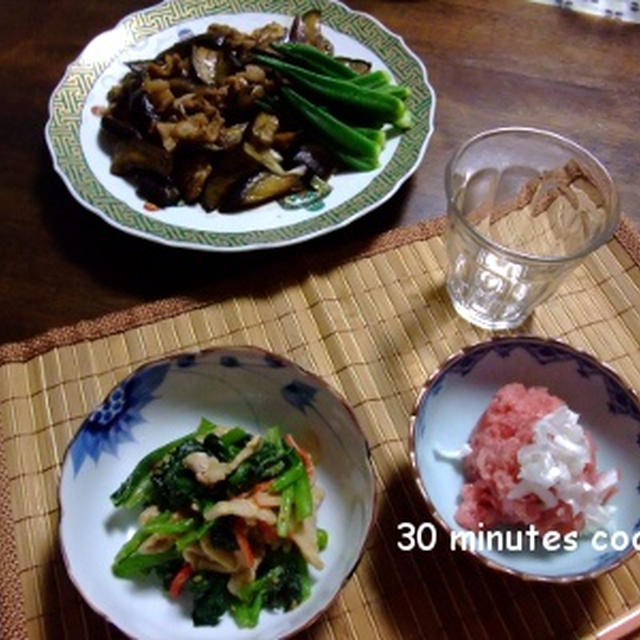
[411, 336, 640, 582]
[59, 346, 375, 640]
[71, 362, 170, 473]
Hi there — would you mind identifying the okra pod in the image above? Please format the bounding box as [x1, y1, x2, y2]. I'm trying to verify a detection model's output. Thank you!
[280, 87, 380, 160]
[255, 54, 406, 124]
[351, 69, 392, 88]
[335, 149, 380, 172]
[353, 126, 386, 148]
[378, 84, 412, 100]
[270, 42, 358, 80]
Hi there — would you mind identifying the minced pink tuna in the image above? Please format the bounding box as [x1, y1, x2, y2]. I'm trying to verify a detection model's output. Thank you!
[455, 383, 608, 534]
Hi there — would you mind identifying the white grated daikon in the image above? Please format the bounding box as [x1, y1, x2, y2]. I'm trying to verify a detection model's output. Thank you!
[507, 405, 617, 532]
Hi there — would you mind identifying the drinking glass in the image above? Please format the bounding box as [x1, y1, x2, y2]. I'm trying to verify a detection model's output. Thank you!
[444, 128, 619, 330]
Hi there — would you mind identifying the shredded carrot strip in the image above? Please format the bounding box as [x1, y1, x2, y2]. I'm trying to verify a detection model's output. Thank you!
[285, 434, 314, 477]
[237, 479, 273, 499]
[257, 520, 279, 544]
[233, 518, 254, 567]
[251, 479, 274, 495]
[169, 563, 193, 598]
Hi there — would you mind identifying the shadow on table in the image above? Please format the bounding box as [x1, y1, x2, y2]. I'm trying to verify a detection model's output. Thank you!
[37, 143, 411, 305]
[41, 537, 128, 640]
[366, 462, 602, 640]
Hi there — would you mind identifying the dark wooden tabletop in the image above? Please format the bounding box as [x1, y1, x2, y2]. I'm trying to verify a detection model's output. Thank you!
[1, 0, 639, 345]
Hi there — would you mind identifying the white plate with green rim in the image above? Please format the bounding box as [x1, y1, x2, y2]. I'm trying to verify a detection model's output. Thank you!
[45, 0, 435, 252]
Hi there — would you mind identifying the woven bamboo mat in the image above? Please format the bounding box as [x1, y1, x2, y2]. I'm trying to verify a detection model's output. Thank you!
[2, 218, 640, 640]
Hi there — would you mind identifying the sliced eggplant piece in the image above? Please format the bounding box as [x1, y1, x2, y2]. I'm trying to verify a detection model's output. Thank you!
[125, 59, 153, 74]
[174, 152, 213, 203]
[200, 145, 262, 211]
[128, 88, 160, 136]
[273, 131, 300, 153]
[217, 122, 248, 150]
[219, 171, 303, 212]
[289, 10, 334, 54]
[136, 172, 181, 207]
[226, 50, 245, 72]
[307, 10, 333, 54]
[107, 71, 143, 119]
[142, 78, 174, 114]
[288, 15, 306, 44]
[110, 139, 173, 177]
[292, 144, 336, 181]
[206, 24, 237, 48]
[243, 142, 286, 175]
[101, 115, 141, 140]
[335, 57, 372, 75]
[250, 112, 279, 148]
[168, 77, 198, 96]
[191, 46, 220, 85]
[200, 172, 243, 212]
[251, 22, 287, 49]
[301, 10, 326, 49]
[154, 32, 229, 63]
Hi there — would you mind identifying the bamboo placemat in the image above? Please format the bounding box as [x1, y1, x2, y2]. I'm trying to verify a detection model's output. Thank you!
[3, 218, 640, 640]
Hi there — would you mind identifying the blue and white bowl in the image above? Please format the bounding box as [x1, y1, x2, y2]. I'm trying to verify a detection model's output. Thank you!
[410, 336, 640, 582]
[59, 346, 375, 640]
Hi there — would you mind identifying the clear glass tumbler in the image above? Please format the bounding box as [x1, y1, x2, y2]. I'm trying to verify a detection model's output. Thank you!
[444, 128, 619, 330]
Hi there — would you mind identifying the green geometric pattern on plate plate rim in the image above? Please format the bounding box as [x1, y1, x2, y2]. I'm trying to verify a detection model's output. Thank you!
[46, 0, 434, 249]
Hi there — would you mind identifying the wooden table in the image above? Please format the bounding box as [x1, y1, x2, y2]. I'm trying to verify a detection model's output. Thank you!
[1, 0, 639, 345]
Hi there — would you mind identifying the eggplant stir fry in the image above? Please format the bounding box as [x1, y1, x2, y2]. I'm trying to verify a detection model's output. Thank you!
[100, 11, 413, 213]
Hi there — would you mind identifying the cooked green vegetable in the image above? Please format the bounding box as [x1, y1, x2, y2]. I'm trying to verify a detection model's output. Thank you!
[277, 485, 295, 537]
[111, 512, 198, 577]
[221, 427, 251, 448]
[202, 424, 250, 462]
[231, 592, 264, 628]
[270, 41, 358, 79]
[146, 516, 197, 535]
[237, 547, 311, 611]
[394, 108, 413, 130]
[271, 457, 305, 492]
[317, 528, 329, 551]
[114, 511, 172, 564]
[280, 87, 380, 163]
[378, 84, 412, 100]
[111, 420, 327, 629]
[189, 572, 231, 627]
[150, 439, 211, 510]
[353, 126, 386, 148]
[335, 149, 380, 172]
[351, 69, 392, 88]
[227, 427, 290, 490]
[254, 53, 406, 125]
[113, 548, 180, 579]
[207, 516, 239, 550]
[293, 466, 313, 521]
[176, 520, 215, 552]
[110, 418, 215, 509]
